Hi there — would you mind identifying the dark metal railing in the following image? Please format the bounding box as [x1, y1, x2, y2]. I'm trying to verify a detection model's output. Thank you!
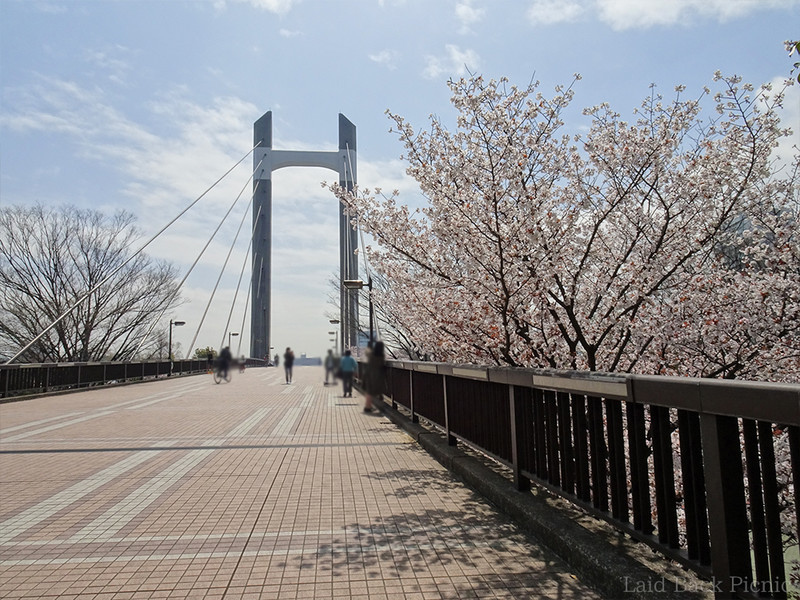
[0, 357, 265, 400]
[376, 360, 800, 600]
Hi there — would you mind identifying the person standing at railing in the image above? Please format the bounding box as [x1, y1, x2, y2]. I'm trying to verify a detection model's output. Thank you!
[339, 349, 357, 398]
[362, 341, 385, 413]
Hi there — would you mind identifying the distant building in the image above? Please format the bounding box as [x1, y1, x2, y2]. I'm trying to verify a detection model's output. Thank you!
[294, 353, 322, 366]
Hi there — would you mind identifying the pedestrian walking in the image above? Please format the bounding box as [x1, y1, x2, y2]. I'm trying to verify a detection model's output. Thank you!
[339, 349, 358, 398]
[362, 341, 386, 412]
[324, 349, 337, 385]
[283, 347, 295, 383]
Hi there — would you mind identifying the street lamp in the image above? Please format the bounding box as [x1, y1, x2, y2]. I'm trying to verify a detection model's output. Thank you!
[342, 277, 373, 346]
[228, 331, 239, 348]
[329, 319, 340, 353]
[169, 319, 186, 376]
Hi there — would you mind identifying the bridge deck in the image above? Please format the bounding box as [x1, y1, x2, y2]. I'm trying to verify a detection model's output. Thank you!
[1, 366, 604, 599]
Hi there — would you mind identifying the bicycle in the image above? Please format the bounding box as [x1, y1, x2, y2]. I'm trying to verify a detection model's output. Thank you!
[212, 359, 231, 384]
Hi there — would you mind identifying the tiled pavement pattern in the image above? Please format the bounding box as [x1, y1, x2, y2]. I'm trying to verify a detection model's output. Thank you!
[0, 366, 605, 599]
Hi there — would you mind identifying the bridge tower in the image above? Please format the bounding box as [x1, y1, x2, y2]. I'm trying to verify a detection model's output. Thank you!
[251, 112, 358, 361]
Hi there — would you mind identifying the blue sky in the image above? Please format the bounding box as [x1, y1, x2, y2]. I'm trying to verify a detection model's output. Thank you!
[1, 0, 798, 360]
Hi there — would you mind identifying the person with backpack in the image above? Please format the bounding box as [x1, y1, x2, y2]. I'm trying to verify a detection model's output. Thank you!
[338, 349, 358, 397]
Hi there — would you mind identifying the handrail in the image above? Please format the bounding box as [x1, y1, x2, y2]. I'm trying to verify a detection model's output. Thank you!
[377, 359, 800, 599]
[0, 358, 265, 401]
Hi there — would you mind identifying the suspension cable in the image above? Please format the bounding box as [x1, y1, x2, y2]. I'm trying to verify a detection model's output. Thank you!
[186, 171, 259, 355]
[345, 145, 382, 342]
[217, 203, 252, 351]
[236, 278, 252, 357]
[256, 256, 264, 299]
[134, 156, 265, 358]
[344, 143, 381, 339]
[219, 202, 262, 356]
[4, 143, 260, 365]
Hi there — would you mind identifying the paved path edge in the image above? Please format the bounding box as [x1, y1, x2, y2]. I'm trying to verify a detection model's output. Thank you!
[372, 395, 713, 600]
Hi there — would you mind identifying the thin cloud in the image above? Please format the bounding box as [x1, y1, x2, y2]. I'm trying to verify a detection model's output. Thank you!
[369, 49, 400, 70]
[527, 0, 584, 26]
[596, 0, 800, 30]
[219, 0, 298, 14]
[84, 45, 134, 87]
[1, 75, 110, 136]
[0, 74, 257, 223]
[455, 1, 485, 34]
[279, 28, 302, 37]
[423, 45, 481, 80]
[34, 3, 67, 14]
[525, 0, 799, 29]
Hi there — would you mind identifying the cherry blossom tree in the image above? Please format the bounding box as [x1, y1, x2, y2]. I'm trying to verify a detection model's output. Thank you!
[328, 70, 800, 587]
[330, 72, 799, 382]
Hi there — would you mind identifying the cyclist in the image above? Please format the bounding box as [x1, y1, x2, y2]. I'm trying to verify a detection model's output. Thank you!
[218, 346, 233, 380]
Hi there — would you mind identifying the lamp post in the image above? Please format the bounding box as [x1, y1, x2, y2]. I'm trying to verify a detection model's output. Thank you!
[342, 277, 373, 346]
[169, 319, 186, 376]
[329, 318, 340, 353]
[228, 331, 239, 348]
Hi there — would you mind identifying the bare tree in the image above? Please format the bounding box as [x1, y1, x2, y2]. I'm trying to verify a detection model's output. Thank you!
[0, 204, 182, 362]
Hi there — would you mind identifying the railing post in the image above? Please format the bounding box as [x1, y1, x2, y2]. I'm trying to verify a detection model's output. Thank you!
[509, 384, 531, 491]
[626, 381, 652, 535]
[700, 413, 752, 598]
[443, 375, 456, 446]
[573, 394, 591, 502]
[391, 367, 397, 409]
[757, 420, 787, 597]
[651, 405, 679, 547]
[606, 399, 626, 520]
[558, 391, 575, 495]
[587, 395, 607, 510]
[410, 369, 418, 423]
[679, 410, 710, 565]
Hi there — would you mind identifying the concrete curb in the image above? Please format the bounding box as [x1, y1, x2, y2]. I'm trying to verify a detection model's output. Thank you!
[374, 397, 712, 600]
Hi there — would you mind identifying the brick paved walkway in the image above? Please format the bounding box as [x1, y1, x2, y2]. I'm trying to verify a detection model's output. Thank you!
[0, 366, 605, 599]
